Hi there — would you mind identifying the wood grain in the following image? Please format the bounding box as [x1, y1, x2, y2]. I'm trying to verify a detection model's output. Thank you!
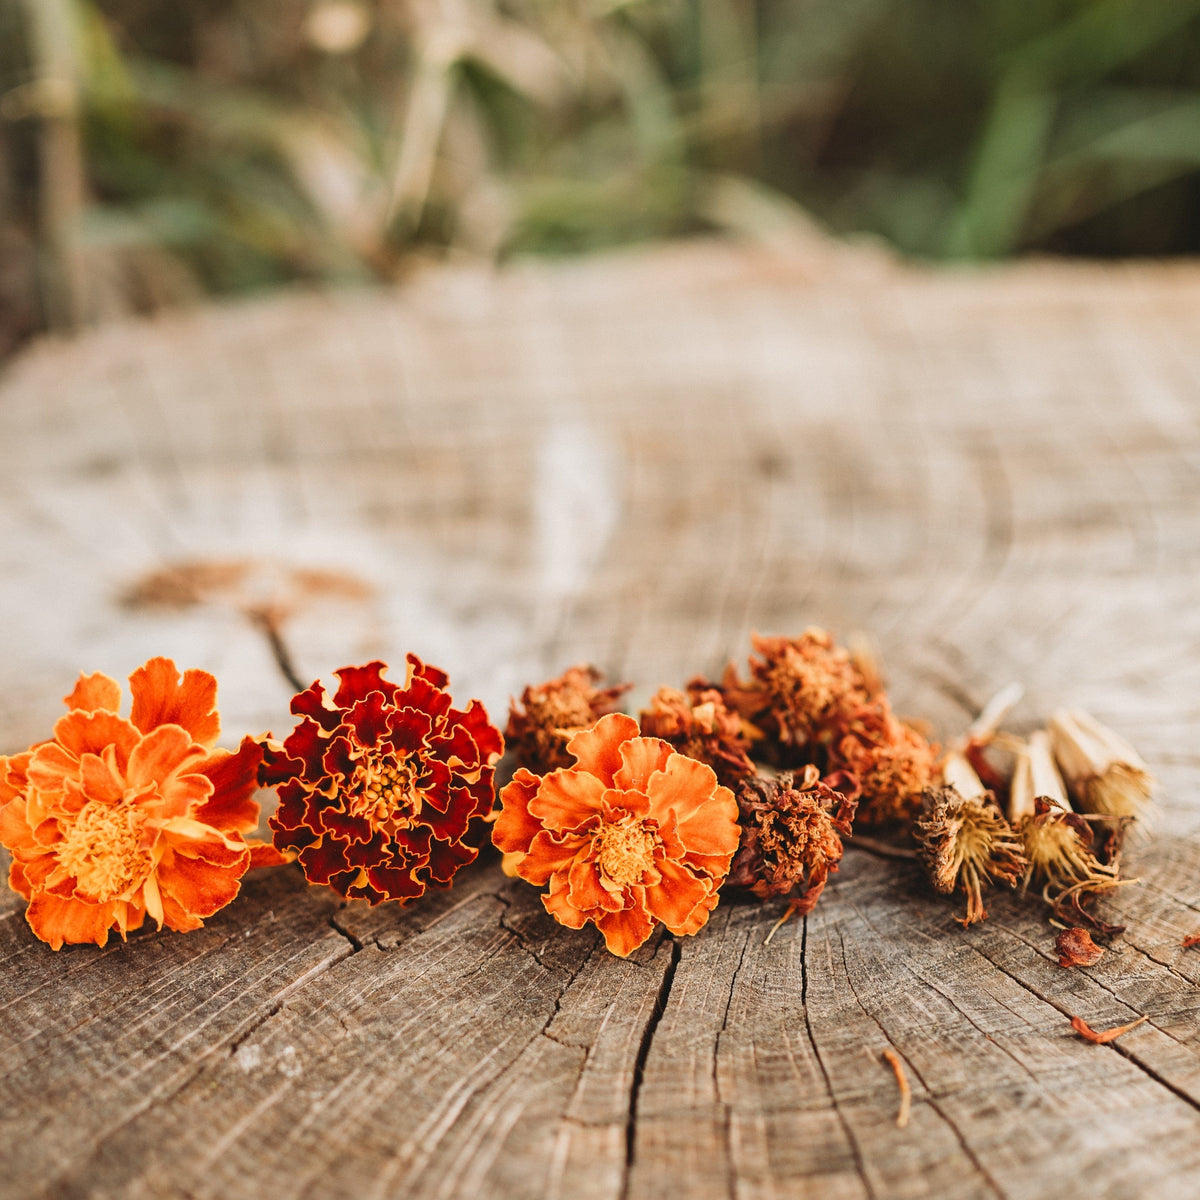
[2, 240, 1199, 1198]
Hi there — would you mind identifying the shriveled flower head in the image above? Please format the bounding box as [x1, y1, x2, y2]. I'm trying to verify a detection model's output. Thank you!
[726, 765, 857, 913]
[827, 700, 938, 826]
[914, 785, 1026, 927]
[722, 629, 877, 757]
[505, 664, 631, 774]
[1047, 709, 1154, 819]
[260, 657, 502, 904]
[638, 681, 757, 788]
[492, 712, 740, 957]
[0, 659, 276, 950]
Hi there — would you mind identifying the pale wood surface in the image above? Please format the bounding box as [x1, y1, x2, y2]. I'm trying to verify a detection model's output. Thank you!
[2, 240, 1200, 1199]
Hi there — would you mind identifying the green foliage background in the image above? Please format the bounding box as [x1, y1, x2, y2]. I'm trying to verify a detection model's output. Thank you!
[4, 0, 1200, 346]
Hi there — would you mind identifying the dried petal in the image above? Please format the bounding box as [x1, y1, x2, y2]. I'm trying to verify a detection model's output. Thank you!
[914, 786, 1026, 927]
[261, 657, 503, 905]
[506, 665, 630, 774]
[1069, 1014, 1148, 1044]
[727, 766, 857, 912]
[494, 712, 739, 957]
[1056, 927, 1105, 968]
[639, 682, 756, 788]
[1183, 933, 1200, 949]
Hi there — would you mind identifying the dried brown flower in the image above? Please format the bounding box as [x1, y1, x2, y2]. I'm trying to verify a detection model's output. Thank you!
[726, 765, 857, 912]
[1069, 1014, 1148, 1044]
[1056, 927, 1105, 969]
[827, 699, 939, 826]
[721, 629, 877, 758]
[506, 665, 631, 774]
[639, 682, 756, 788]
[914, 783, 1026, 927]
[1048, 709, 1154, 819]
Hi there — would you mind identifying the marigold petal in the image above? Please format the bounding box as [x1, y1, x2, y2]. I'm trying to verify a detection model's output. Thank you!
[290, 681, 341, 731]
[459, 699, 504, 763]
[601, 787, 651, 821]
[0, 752, 32, 805]
[542, 874, 589, 929]
[407, 653, 449, 690]
[26, 892, 117, 949]
[519, 828, 590, 886]
[0, 796, 36, 855]
[614, 736, 674, 792]
[195, 738, 263, 834]
[50, 710, 140, 765]
[383, 708, 433, 756]
[646, 753, 722, 826]
[159, 890, 204, 933]
[673, 797, 740, 858]
[365, 862, 426, 900]
[568, 858, 621, 913]
[564, 713, 639, 785]
[493, 769, 544, 857]
[594, 903, 656, 957]
[418, 785, 478, 841]
[126, 725, 209, 792]
[63, 672, 121, 714]
[129, 657, 221, 748]
[298, 838, 348, 884]
[401, 675, 452, 722]
[157, 850, 245, 921]
[248, 840, 291, 868]
[426, 837, 477, 885]
[334, 661, 397, 708]
[644, 858, 712, 934]
[78, 752, 124, 805]
[8, 857, 34, 899]
[346, 692, 390, 748]
[528, 768, 607, 831]
[275, 719, 328, 782]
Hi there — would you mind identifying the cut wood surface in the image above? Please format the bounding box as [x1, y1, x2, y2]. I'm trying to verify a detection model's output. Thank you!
[2, 240, 1200, 1199]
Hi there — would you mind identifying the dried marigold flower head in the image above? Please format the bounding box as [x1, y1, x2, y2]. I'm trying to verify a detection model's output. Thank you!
[0, 658, 277, 950]
[260, 656, 502, 904]
[726, 765, 857, 912]
[505, 665, 631, 774]
[722, 629, 877, 756]
[914, 785, 1026, 927]
[638, 682, 756, 788]
[1047, 709, 1154, 819]
[492, 712, 740, 957]
[827, 699, 938, 826]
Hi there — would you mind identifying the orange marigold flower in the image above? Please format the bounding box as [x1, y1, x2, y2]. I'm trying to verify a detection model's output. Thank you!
[260, 657, 502, 904]
[493, 712, 740, 957]
[506, 664, 631, 774]
[827, 699, 939, 826]
[0, 658, 276, 950]
[722, 630, 877, 758]
[638, 682, 757, 788]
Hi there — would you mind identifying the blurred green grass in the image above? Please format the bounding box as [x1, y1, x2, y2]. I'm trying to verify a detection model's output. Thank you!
[4, 0, 1200, 349]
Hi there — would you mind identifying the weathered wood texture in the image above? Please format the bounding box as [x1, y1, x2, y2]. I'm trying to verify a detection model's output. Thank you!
[2, 240, 1200, 1199]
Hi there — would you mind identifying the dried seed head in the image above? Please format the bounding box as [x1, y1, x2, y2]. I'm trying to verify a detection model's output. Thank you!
[639, 682, 757, 788]
[827, 700, 939, 826]
[1009, 730, 1069, 824]
[1047, 709, 1154, 819]
[722, 629, 877, 757]
[506, 665, 631, 773]
[727, 766, 857, 912]
[914, 786, 1027, 927]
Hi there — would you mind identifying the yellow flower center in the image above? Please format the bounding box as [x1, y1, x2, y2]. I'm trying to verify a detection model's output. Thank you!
[348, 754, 422, 836]
[595, 819, 657, 887]
[57, 800, 153, 902]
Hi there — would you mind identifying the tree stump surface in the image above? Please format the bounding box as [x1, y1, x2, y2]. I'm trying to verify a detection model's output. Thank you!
[2, 240, 1199, 1199]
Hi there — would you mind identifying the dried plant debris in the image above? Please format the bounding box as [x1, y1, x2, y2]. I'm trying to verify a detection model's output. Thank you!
[1048, 709, 1155, 819]
[1182, 933, 1200, 949]
[827, 699, 938, 827]
[914, 779, 1027, 927]
[1070, 1015, 1149, 1044]
[880, 1047, 912, 1129]
[727, 765, 857, 914]
[639, 682, 757, 788]
[1056, 927, 1105, 969]
[505, 664, 631, 774]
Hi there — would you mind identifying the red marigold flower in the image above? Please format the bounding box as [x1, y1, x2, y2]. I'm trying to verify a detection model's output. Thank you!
[722, 630, 877, 758]
[492, 712, 740, 957]
[0, 658, 276, 950]
[827, 699, 938, 825]
[260, 657, 502, 904]
[506, 664, 631, 774]
[638, 682, 757, 789]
